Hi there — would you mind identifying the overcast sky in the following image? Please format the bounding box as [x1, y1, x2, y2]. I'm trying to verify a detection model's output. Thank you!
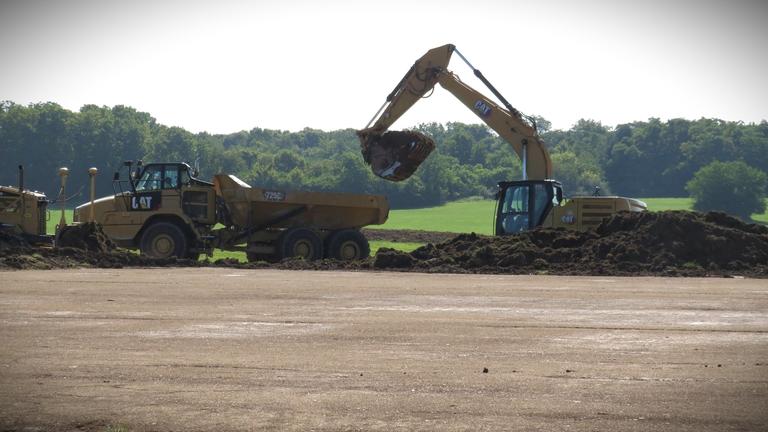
[1, 0, 766, 134]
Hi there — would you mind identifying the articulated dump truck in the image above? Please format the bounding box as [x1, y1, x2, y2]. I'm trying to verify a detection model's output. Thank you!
[74, 161, 389, 261]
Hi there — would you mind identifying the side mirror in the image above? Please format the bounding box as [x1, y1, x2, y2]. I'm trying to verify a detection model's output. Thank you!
[556, 188, 563, 203]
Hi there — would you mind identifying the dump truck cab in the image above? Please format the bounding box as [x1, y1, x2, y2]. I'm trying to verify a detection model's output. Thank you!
[129, 162, 216, 225]
[74, 161, 215, 259]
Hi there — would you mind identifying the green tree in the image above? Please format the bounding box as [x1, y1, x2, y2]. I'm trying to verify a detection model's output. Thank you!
[686, 161, 767, 220]
[551, 151, 609, 196]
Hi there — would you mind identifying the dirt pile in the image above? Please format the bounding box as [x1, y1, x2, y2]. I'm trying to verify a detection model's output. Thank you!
[0, 230, 31, 252]
[0, 224, 200, 270]
[371, 211, 768, 277]
[56, 222, 116, 252]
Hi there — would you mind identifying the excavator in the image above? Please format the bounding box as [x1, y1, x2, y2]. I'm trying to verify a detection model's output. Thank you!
[357, 44, 646, 234]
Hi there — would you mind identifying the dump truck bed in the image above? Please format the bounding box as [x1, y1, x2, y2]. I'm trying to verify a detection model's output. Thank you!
[213, 174, 389, 230]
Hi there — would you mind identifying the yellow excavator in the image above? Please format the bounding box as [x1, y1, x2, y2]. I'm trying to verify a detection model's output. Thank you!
[358, 44, 646, 234]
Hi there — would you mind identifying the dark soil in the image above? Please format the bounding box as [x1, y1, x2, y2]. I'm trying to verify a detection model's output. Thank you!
[56, 222, 117, 253]
[0, 223, 200, 270]
[0, 230, 30, 251]
[2, 211, 767, 277]
[366, 211, 768, 277]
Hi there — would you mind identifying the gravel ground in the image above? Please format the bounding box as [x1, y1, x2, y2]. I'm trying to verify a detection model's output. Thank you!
[1, 268, 767, 431]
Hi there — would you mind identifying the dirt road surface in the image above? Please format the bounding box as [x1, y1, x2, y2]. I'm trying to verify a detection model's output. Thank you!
[1, 268, 767, 431]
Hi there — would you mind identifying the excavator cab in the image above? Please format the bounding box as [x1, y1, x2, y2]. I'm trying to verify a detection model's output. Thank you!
[495, 180, 563, 235]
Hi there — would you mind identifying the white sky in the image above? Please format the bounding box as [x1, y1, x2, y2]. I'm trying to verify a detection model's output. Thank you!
[1, 0, 766, 134]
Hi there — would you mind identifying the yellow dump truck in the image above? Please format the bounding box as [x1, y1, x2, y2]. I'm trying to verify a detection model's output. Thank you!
[74, 161, 389, 261]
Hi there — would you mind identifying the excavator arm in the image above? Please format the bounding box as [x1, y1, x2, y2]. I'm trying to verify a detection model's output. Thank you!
[358, 44, 552, 181]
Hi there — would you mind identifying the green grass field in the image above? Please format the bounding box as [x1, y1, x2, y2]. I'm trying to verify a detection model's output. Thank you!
[638, 197, 695, 212]
[46, 197, 767, 263]
[382, 199, 497, 235]
[46, 209, 74, 235]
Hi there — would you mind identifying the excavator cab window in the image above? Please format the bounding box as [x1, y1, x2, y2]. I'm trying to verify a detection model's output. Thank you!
[496, 181, 557, 235]
[499, 184, 530, 234]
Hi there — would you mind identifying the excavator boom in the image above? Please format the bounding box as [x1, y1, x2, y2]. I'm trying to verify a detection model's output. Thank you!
[358, 44, 552, 181]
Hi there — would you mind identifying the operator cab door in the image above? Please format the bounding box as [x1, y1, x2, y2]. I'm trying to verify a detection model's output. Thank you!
[131, 163, 215, 224]
[495, 180, 561, 235]
[179, 167, 216, 224]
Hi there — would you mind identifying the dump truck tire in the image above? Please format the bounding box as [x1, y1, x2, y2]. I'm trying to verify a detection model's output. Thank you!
[278, 228, 322, 261]
[326, 229, 370, 261]
[140, 222, 188, 259]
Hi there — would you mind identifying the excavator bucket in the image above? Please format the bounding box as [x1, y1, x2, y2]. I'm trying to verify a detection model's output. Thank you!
[358, 130, 435, 182]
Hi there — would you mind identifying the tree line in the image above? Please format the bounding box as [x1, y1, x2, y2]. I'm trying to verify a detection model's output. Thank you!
[1, 101, 766, 210]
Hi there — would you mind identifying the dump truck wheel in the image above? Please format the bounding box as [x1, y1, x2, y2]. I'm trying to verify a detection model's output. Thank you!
[278, 228, 322, 261]
[140, 222, 188, 259]
[326, 229, 370, 261]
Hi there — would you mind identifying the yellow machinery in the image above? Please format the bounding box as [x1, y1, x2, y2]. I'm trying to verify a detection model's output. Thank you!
[358, 44, 646, 234]
[0, 166, 49, 242]
[74, 161, 389, 260]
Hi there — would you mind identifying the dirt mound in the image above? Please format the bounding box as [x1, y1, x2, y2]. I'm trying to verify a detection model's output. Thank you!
[370, 211, 768, 277]
[56, 222, 116, 253]
[0, 230, 32, 251]
[0, 224, 201, 270]
[0, 246, 202, 271]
